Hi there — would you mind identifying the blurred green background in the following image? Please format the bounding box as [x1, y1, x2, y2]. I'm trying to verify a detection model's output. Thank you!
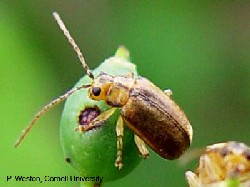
[1, 1, 250, 187]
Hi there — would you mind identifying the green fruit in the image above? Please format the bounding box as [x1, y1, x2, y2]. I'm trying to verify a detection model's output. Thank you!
[60, 47, 142, 186]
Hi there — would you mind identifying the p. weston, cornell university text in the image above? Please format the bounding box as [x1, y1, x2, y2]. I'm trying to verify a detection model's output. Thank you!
[6, 175, 103, 184]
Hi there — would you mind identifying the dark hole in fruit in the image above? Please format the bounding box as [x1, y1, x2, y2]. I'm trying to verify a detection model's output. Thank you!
[78, 106, 101, 126]
[65, 157, 71, 163]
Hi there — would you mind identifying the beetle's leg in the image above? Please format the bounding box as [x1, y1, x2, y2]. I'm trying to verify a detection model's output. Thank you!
[134, 135, 149, 159]
[164, 89, 173, 96]
[77, 108, 116, 132]
[115, 115, 124, 170]
[185, 171, 199, 187]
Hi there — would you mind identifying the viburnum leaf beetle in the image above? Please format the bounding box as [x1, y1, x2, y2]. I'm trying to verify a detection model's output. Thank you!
[15, 12, 193, 170]
[185, 141, 250, 187]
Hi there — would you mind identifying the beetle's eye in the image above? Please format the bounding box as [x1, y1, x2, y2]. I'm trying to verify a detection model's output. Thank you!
[92, 87, 101, 96]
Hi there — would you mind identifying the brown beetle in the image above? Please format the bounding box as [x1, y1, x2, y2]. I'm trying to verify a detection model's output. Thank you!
[87, 72, 193, 168]
[15, 12, 193, 170]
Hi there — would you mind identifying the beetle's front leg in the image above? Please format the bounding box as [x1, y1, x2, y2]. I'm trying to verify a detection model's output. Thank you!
[77, 108, 116, 132]
[134, 135, 149, 159]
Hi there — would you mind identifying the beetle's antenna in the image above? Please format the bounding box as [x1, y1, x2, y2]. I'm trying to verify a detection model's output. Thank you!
[53, 12, 94, 79]
[15, 84, 91, 148]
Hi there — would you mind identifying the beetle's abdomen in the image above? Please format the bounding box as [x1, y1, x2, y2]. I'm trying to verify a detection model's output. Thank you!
[121, 77, 192, 159]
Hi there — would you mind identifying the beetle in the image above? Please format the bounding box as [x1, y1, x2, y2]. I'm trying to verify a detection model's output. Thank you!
[15, 12, 193, 169]
[185, 141, 250, 187]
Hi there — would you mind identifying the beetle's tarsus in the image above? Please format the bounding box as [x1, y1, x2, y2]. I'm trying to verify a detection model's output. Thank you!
[115, 159, 123, 170]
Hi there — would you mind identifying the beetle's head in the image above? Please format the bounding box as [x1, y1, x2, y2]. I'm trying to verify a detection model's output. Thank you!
[89, 72, 114, 101]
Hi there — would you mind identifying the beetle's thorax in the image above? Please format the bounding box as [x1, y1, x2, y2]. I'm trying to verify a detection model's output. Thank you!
[89, 73, 135, 107]
[107, 75, 135, 107]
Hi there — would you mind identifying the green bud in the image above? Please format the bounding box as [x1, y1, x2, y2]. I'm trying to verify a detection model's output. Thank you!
[60, 47, 142, 186]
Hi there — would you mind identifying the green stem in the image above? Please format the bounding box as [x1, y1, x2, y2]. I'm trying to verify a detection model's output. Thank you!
[80, 181, 101, 187]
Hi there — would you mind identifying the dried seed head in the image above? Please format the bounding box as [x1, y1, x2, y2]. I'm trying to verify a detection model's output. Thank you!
[186, 141, 250, 187]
